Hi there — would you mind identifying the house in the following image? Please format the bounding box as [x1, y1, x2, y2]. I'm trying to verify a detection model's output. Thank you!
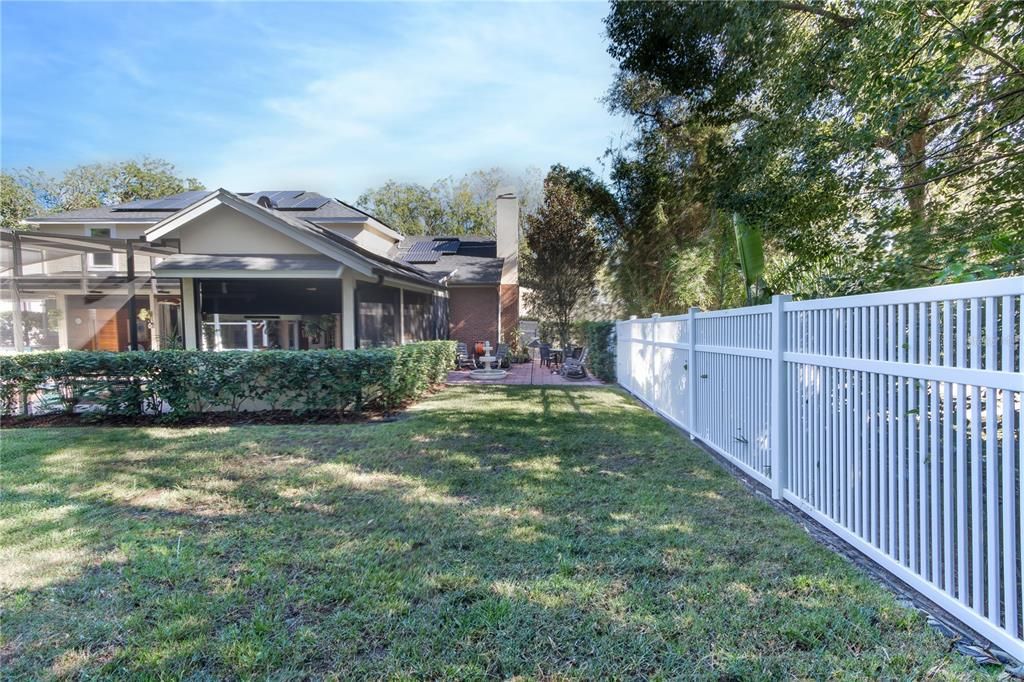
[1, 188, 520, 353]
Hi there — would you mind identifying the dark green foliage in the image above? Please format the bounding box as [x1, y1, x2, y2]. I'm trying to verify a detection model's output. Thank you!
[0, 342, 455, 421]
[579, 321, 616, 383]
[602, 0, 1024, 306]
[12, 156, 204, 214]
[521, 173, 605, 348]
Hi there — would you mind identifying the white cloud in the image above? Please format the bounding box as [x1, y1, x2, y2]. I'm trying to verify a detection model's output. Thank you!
[197, 2, 629, 197]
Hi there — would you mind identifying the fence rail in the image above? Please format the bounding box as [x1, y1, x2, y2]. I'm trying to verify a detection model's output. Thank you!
[616, 276, 1024, 659]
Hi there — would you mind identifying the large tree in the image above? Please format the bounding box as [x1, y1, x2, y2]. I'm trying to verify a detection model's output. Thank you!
[603, 0, 1024, 302]
[521, 172, 605, 348]
[14, 157, 204, 215]
[357, 167, 541, 236]
[1, 172, 40, 230]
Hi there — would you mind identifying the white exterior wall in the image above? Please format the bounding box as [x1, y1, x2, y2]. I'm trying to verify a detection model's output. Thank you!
[175, 205, 319, 255]
[319, 223, 398, 257]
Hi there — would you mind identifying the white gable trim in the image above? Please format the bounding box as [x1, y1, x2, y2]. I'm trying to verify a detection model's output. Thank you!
[144, 189, 374, 276]
[155, 268, 344, 279]
[365, 217, 404, 243]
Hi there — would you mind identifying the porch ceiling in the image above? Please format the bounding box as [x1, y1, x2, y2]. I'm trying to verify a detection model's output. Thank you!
[152, 253, 345, 278]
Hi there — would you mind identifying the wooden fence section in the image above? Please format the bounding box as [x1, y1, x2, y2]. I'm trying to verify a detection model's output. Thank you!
[616, 276, 1024, 659]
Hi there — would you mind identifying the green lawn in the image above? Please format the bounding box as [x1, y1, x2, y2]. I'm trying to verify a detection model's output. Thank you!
[1, 386, 992, 679]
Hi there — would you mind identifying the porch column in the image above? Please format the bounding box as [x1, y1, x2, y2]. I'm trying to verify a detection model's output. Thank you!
[149, 290, 161, 350]
[56, 294, 70, 350]
[181, 278, 199, 350]
[10, 285, 24, 353]
[11, 232, 24, 352]
[341, 270, 356, 350]
[398, 288, 405, 344]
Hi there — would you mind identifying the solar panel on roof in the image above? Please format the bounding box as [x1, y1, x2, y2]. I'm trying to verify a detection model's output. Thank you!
[113, 199, 156, 211]
[403, 241, 441, 263]
[434, 239, 459, 254]
[275, 194, 330, 210]
[146, 190, 212, 210]
[113, 190, 211, 211]
[295, 196, 330, 210]
[245, 190, 304, 206]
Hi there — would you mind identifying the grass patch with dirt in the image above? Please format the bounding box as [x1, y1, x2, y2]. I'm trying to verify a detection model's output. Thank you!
[0, 385, 993, 679]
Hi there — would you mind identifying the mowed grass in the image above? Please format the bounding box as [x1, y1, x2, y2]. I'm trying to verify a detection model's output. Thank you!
[1, 386, 992, 680]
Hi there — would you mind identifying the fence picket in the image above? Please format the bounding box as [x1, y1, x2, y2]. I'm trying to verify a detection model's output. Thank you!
[617, 277, 1024, 657]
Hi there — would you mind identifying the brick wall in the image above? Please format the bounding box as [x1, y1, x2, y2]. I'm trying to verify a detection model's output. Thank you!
[499, 284, 519, 346]
[448, 286, 498, 350]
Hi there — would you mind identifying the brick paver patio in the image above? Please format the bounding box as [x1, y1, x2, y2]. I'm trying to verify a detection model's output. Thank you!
[447, 359, 604, 386]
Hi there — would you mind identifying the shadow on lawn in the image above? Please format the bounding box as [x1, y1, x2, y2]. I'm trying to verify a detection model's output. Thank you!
[1, 386, 974, 679]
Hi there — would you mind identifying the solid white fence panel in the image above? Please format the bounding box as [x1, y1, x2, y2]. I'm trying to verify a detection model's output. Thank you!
[617, 276, 1024, 659]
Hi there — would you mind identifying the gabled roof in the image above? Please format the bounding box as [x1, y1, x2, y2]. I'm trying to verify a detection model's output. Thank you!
[142, 189, 440, 289]
[25, 190, 403, 239]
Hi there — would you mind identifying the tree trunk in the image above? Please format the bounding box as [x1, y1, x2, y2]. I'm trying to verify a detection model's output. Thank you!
[902, 128, 930, 231]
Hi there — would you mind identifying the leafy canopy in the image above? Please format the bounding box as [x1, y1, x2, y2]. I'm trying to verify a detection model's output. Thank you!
[521, 171, 605, 347]
[8, 157, 205, 219]
[601, 0, 1024, 307]
[357, 168, 541, 237]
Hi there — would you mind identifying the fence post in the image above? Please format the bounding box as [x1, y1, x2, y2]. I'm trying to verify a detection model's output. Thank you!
[770, 294, 792, 499]
[687, 306, 700, 438]
[627, 315, 637, 394]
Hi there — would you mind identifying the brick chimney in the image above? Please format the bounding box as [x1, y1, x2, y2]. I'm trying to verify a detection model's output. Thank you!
[495, 188, 519, 344]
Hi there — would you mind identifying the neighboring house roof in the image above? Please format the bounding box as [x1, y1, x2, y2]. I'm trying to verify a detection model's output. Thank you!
[395, 235, 504, 285]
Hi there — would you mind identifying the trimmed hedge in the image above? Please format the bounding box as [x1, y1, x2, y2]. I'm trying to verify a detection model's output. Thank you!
[579, 321, 616, 383]
[0, 341, 456, 421]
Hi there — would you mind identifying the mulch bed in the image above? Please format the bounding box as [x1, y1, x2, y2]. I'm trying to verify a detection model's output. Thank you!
[0, 408, 406, 429]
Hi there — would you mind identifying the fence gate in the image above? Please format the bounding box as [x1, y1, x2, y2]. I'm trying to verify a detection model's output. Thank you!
[617, 276, 1024, 660]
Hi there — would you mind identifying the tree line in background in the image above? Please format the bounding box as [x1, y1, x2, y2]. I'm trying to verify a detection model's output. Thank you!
[582, 0, 1023, 316]
[355, 167, 543, 237]
[1, 157, 204, 230]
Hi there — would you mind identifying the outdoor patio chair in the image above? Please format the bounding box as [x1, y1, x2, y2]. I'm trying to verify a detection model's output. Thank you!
[562, 346, 589, 379]
[455, 342, 476, 370]
[495, 343, 510, 369]
[539, 343, 551, 368]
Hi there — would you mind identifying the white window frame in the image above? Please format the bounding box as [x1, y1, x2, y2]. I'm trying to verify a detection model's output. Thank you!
[85, 225, 116, 270]
[200, 314, 300, 351]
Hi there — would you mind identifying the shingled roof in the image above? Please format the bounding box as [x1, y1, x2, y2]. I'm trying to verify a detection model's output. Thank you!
[395, 235, 505, 285]
[26, 190, 392, 229]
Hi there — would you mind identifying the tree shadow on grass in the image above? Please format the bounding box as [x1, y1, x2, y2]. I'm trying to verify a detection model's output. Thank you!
[0, 386, 986, 679]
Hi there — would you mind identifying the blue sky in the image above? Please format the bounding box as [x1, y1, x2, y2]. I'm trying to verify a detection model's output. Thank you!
[1, 1, 630, 198]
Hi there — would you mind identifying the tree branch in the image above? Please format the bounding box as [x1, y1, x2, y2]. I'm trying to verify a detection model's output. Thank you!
[932, 7, 1024, 78]
[875, 151, 1019, 192]
[775, 2, 858, 29]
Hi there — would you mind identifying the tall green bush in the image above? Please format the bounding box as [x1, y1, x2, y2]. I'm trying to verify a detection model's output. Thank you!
[0, 341, 456, 421]
[579, 321, 616, 383]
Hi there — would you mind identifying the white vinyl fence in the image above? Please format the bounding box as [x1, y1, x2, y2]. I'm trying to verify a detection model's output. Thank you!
[617, 276, 1024, 659]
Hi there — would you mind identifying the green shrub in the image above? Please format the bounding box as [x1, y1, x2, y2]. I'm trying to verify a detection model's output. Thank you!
[579, 321, 616, 383]
[0, 341, 456, 421]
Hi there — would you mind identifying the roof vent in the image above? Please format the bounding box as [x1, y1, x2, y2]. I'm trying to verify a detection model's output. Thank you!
[257, 195, 275, 209]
